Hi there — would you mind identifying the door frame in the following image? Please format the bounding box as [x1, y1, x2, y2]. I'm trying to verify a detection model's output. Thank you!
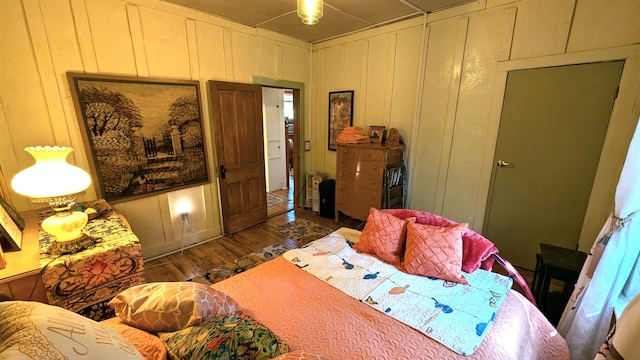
[475, 45, 640, 252]
[253, 77, 305, 209]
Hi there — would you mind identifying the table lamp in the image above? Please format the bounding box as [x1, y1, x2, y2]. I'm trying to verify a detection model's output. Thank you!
[11, 146, 92, 250]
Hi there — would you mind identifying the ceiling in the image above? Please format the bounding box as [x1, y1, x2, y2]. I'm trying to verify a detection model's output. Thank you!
[160, 0, 476, 43]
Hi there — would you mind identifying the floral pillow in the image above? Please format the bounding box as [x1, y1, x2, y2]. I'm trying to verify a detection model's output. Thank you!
[158, 314, 290, 360]
[353, 207, 415, 265]
[403, 222, 469, 284]
[0, 301, 143, 360]
[109, 282, 238, 333]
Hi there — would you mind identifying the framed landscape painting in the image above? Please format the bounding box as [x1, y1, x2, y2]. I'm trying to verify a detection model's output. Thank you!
[328, 90, 354, 151]
[67, 73, 210, 203]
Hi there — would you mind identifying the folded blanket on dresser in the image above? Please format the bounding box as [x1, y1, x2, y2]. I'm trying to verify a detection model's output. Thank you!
[283, 232, 513, 356]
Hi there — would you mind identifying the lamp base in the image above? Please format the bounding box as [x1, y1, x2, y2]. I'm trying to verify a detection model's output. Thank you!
[42, 210, 88, 242]
[47, 234, 95, 256]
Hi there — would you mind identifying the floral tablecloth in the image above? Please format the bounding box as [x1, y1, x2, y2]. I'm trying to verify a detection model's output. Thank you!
[38, 199, 146, 320]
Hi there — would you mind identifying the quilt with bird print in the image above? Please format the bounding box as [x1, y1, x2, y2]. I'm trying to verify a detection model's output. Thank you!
[283, 231, 513, 356]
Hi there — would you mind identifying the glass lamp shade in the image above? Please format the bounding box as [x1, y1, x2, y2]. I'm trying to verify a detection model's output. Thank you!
[297, 0, 323, 25]
[11, 146, 92, 242]
[11, 146, 91, 202]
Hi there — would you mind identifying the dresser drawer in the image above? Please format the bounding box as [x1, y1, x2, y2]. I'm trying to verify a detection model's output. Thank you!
[357, 148, 385, 163]
[337, 169, 381, 190]
[338, 158, 383, 176]
[336, 195, 375, 221]
[356, 171, 382, 189]
[339, 146, 358, 160]
[337, 181, 381, 202]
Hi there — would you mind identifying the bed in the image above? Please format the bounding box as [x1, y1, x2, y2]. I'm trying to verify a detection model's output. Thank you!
[0, 209, 570, 360]
[212, 227, 569, 359]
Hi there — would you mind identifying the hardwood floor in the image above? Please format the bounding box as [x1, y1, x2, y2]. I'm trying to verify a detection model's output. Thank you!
[267, 185, 294, 217]
[145, 207, 359, 283]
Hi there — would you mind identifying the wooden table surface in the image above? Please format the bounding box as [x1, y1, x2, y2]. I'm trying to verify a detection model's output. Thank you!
[0, 209, 41, 283]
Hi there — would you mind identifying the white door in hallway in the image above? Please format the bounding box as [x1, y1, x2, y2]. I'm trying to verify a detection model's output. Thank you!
[263, 87, 287, 192]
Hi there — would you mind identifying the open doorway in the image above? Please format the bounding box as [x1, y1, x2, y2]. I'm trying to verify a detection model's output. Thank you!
[262, 87, 296, 217]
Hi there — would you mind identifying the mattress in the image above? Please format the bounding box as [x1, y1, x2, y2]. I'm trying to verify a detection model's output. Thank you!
[212, 256, 569, 359]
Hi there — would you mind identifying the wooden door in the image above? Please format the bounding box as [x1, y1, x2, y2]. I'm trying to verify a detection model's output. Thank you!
[483, 61, 623, 270]
[209, 81, 267, 233]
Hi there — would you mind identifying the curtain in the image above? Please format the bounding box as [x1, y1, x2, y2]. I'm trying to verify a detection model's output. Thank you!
[557, 117, 640, 360]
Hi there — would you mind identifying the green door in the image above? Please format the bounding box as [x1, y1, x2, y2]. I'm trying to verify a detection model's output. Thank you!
[483, 61, 623, 270]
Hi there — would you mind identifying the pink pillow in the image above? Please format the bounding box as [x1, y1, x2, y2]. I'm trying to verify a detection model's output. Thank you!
[381, 209, 498, 273]
[403, 222, 468, 284]
[354, 208, 415, 265]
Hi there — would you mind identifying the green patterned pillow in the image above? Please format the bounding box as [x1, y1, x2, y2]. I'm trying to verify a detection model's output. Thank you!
[159, 314, 289, 360]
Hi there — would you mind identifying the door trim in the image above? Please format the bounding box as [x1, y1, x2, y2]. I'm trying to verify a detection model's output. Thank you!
[253, 77, 305, 209]
[475, 44, 640, 251]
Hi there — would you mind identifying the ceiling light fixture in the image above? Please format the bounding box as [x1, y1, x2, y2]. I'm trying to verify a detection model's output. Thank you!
[297, 0, 323, 25]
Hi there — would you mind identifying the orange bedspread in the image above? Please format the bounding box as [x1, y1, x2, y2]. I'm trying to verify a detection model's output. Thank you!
[213, 257, 569, 359]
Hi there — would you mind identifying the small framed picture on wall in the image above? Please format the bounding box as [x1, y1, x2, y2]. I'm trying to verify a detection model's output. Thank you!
[328, 90, 354, 151]
[368, 126, 386, 144]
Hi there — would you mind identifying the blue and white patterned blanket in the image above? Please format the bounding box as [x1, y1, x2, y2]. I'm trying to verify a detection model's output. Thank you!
[283, 230, 513, 356]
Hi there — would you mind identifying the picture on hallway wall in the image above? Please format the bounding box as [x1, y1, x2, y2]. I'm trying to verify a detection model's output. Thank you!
[328, 90, 354, 151]
[67, 73, 210, 203]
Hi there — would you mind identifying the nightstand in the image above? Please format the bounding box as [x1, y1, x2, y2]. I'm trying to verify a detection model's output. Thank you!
[532, 243, 587, 324]
[39, 199, 146, 320]
[0, 209, 48, 302]
[1, 200, 146, 321]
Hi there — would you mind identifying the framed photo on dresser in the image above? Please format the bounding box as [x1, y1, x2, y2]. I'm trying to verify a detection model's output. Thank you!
[368, 126, 386, 144]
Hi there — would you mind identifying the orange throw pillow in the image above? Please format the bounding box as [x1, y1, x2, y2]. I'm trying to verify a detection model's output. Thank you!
[403, 222, 468, 284]
[109, 282, 238, 333]
[354, 207, 415, 265]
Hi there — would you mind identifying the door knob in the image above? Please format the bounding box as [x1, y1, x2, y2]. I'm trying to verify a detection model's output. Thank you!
[496, 160, 513, 168]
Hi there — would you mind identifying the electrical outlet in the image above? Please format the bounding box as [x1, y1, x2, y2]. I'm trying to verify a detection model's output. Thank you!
[305, 140, 311, 151]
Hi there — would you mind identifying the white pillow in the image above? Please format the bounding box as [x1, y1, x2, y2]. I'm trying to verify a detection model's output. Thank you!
[0, 301, 144, 360]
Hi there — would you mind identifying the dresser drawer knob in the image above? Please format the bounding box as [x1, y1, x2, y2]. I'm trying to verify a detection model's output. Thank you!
[370, 195, 375, 200]
[371, 180, 376, 185]
[372, 165, 378, 170]
[366, 152, 372, 157]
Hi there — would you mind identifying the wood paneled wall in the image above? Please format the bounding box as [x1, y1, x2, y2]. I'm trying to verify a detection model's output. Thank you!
[2, 0, 640, 258]
[0, 0, 310, 258]
[308, 0, 640, 252]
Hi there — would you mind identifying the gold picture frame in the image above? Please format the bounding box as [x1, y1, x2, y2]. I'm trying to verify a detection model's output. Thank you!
[328, 91, 354, 151]
[67, 72, 210, 203]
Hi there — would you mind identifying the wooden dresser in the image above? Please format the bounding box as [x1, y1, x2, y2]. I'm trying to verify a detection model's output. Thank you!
[335, 143, 405, 222]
